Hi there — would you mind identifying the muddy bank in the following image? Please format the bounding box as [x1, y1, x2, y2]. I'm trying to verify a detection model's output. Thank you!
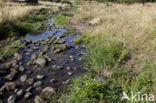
[0, 14, 87, 103]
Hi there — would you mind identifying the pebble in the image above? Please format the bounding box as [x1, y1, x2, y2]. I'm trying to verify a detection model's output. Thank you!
[1, 82, 16, 92]
[36, 58, 47, 67]
[26, 78, 34, 85]
[50, 79, 57, 83]
[68, 72, 72, 76]
[24, 92, 32, 99]
[33, 81, 42, 87]
[66, 67, 71, 70]
[31, 54, 37, 60]
[37, 75, 45, 80]
[33, 47, 39, 50]
[73, 67, 77, 70]
[5, 69, 17, 81]
[19, 66, 25, 72]
[26, 87, 33, 92]
[8, 95, 16, 103]
[36, 86, 42, 92]
[20, 75, 27, 82]
[17, 89, 24, 97]
[42, 87, 55, 95]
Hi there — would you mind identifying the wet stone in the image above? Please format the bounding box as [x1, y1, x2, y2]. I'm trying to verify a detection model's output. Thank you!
[20, 75, 27, 82]
[50, 79, 57, 83]
[26, 87, 33, 92]
[26, 78, 34, 85]
[36, 58, 47, 67]
[42, 87, 55, 95]
[31, 54, 37, 60]
[17, 89, 24, 97]
[5, 69, 17, 81]
[35, 86, 43, 92]
[8, 95, 16, 103]
[1, 82, 16, 92]
[69, 55, 74, 59]
[33, 47, 39, 50]
[66, 67, 71, 70]
[24, 92, 32, 99]
[37, 75, 45, 80]
[19, 66, 25, 72]
[75, 45, 80, 49]
[53, 48, 62, 54]
[33, 81, 43, 87]
[68, 72, 72, 76]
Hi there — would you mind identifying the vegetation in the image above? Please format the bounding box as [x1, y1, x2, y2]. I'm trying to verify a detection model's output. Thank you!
[58, 0, 156, 103]
[53, 15, 68, 28]
[0, 1, 66, 40]
[0, 40, 24, 59]
[0, 0, 156, 102]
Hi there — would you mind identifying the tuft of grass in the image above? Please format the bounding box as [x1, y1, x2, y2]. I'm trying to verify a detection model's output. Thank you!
[53, 15, 68, 28]
[75, 31, 95, 44]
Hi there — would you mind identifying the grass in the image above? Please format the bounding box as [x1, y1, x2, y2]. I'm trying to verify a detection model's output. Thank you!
[0, 40, 24, 59]
[0, 1, 68, 40]
[57, 1, 156, 102]
[53, 15, 68, 28]
[0, 12, 48, 40]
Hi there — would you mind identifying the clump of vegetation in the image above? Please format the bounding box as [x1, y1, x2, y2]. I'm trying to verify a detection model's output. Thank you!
[87, 33, 129, 70]
[53, 15, 68, 28]
[0, 40, 24, 59]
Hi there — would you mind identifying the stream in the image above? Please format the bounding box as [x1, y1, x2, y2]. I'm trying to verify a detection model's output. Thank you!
[0, 19, 87, 103]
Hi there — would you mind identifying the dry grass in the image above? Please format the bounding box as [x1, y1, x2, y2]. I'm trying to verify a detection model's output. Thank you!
[73, 1, 156, 72]
[0, 1, 67, 23]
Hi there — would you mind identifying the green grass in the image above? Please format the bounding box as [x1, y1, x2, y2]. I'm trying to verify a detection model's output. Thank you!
[0, 40, 24, 59]
[58, 31, 156, 103]
[53, 15, 68, 28]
